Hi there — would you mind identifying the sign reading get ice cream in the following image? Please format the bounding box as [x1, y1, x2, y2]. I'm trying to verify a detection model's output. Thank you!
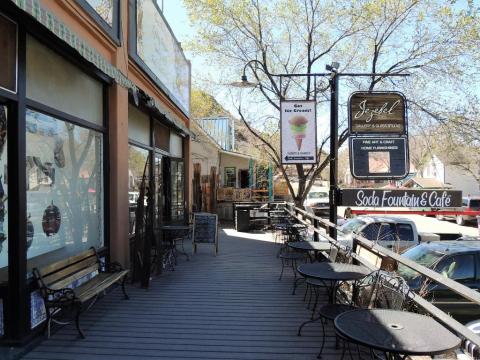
[280, 100, 317, 164]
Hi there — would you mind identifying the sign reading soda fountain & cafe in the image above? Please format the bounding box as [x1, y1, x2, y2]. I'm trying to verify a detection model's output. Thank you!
[349, 92, 407, 135]
[280, 100, 317, 164]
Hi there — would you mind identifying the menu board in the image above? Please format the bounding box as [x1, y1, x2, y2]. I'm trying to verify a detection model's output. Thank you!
[192, 213, 218, 255]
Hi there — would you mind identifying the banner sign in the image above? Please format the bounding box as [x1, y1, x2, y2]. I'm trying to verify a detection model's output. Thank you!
[340, 189, 462, 208]
[349, 92, 406, 134]
[281, 100, 317, 164]
[349, 137, 409, 179]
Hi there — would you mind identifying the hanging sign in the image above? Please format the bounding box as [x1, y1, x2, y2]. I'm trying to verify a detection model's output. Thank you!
[349, 137, 409, 179]
[280, 100, 317, 164]
[340, 189, 462, 208]
[349, 92, 406, 135]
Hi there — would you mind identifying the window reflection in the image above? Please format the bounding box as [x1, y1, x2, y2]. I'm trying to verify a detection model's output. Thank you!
[26, 109, 104, 270]
[85, 0, 114, 26]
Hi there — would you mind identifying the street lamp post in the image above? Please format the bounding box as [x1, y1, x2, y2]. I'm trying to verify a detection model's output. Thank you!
[231, 63, 409, 241]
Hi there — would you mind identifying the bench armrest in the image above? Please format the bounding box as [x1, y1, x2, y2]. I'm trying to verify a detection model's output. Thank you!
[43, 287, 76, 308]
[102, 261, 124, 273]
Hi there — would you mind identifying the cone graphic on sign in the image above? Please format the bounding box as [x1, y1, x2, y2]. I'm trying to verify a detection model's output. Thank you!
[289, 116, 308, 151]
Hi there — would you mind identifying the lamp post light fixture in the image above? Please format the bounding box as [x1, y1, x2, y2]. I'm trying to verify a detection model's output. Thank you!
[229, 74, 257, 88]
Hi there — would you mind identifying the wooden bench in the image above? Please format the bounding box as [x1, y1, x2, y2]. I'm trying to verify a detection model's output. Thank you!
[33, 247, 129, 338]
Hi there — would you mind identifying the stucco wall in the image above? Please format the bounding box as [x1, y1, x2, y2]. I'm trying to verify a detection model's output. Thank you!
[219, 153, 251, 187]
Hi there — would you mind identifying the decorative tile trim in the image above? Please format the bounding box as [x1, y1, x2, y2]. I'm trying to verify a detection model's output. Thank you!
[10, 0, 191, 135]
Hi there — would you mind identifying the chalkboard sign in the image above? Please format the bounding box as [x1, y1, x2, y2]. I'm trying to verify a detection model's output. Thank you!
[192, 212, 218, 255]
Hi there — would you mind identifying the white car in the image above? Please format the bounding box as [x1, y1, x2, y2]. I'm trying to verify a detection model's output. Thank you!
[333, 216, 419, 253]
[304, 189, 329, 208]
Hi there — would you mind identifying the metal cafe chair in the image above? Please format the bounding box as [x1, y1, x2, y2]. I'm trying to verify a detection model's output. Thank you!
[303, 247, 339, 314]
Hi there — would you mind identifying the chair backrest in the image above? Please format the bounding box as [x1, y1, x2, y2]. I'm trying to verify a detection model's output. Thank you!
[371, 271, 412, 310]
[352, 270, 382, 308]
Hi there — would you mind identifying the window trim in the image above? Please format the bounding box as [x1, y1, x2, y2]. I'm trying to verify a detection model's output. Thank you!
[76, 0, 121, 45]
[0, 12, 18, 95]
[224, 167, 236, 188]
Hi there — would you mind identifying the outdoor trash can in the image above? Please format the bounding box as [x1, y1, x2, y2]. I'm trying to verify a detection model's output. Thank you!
[235, 208, 250, 232]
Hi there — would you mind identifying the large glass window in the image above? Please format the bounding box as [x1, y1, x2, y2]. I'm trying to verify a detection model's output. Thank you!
[0, 14, 17, 93]
[26, 109, 104, 272]
[132, 0, 191, 115]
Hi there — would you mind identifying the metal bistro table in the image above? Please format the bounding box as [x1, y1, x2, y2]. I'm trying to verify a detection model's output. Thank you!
[288, 241, 331, 262]
[296, 262, 371, 333]
[297, 262, 370, 301]
[335, 309, 461, 359]
[161, 225, 191, 269]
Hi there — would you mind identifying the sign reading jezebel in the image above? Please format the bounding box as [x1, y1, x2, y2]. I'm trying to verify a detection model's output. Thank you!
[281, 100, 317, 164]
[349, 92, 406, 134]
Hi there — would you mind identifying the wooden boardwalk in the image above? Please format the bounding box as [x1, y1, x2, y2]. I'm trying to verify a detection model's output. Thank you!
[21, 227, 349, 360]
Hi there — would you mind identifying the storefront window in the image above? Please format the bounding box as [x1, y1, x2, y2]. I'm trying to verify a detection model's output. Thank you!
[0, 14, 17, 93]
[128, 145, 149, 235]
[26, 109, 104, 272]
[128, 104, 150, 146]
[224, 167, 236, 187]
[0, 106, 7, 282]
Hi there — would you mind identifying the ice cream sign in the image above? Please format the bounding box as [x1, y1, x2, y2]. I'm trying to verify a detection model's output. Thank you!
[280, 100, 317, 164]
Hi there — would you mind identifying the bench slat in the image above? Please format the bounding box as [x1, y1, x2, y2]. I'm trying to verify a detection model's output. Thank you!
[74, 271, 129, 303]
[38, 248, 97, 278]
[43, 256, 99, 287]
[49, 264, 100, 290]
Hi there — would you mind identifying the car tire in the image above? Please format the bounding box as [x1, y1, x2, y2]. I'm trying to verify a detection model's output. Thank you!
[456, 215, 465, 226]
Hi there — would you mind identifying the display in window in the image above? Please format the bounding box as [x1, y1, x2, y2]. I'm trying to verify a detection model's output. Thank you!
[42, 201, 61, 237]
[26, 214, 34, 249]
[26, 109, 104, 266]
[53, 137, 65, 168]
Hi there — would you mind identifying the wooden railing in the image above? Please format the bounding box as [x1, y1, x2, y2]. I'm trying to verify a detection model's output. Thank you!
[285, 203, 480, 358]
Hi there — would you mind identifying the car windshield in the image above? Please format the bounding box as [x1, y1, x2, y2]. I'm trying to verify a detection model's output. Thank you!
[339, 218, 366, 235]
[397, 245, 444, 279]
[308, 192, 328, 199]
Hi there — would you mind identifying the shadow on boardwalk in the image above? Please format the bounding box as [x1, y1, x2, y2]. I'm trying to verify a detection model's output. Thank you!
[21, 227, 350, 360]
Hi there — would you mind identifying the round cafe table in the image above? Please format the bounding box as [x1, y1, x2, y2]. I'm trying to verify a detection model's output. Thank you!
[287, 241, 331, 262]
[335, 309, 461, 359]
[297, 262, 370, 301]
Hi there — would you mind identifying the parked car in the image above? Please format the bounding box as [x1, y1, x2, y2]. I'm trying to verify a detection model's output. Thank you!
[398, 239, 480, 323]
[436, 196, 480, 225]
[304, 187, 329, 217]
[334, 216, 421, 253]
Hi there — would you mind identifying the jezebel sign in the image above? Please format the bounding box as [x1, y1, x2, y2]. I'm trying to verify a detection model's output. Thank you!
[349, 92, 406, 134]
[340, 189, 462, 208]
[281, 100, 317, 164]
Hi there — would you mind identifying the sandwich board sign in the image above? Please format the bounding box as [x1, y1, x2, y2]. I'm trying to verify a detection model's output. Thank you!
[349, 137, 409, 179]
[192, 212, 218, 255]
[280, 100, 317, 164]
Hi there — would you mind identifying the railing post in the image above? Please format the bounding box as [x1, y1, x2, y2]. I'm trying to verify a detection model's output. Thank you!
[313, 218, 319, 242]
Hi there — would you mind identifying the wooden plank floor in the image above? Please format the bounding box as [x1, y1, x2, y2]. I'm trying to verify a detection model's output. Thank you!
[21, 227, 355, 360]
